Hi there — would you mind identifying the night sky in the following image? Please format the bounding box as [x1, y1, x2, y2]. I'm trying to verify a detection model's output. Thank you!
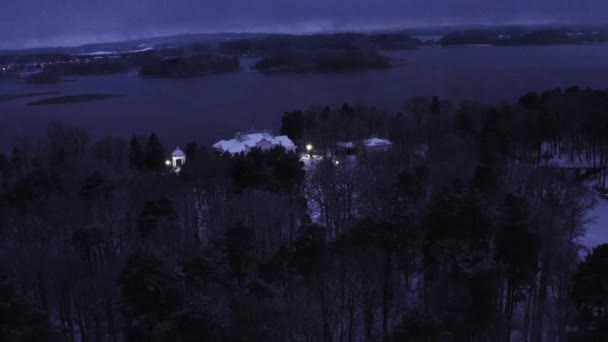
[2, 0, 608, 49]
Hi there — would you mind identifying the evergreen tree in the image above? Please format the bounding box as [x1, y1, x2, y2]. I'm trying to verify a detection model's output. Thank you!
[280, 110, 305, 145]
[137, 198, 178, 238]
[225, 222, 256, 285]
[0, 271, 59, 341]
[572, 244, 608, 335]
[144, 133, 165, 172]
[0, 154, 7, 169]
[128, 136, 145, 171]
[423, 183, 500, 340]
[430, 96, 441, 114]
[0, 154, 8, 193]
[119, 253, 184, 340]
[10, 146, 23, 169]
[184, 141, 198, 161]
[496, 194, 541, 337]
[391, 312, 443, 342]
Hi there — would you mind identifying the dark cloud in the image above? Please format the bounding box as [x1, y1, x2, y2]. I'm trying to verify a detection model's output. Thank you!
[2, 0, 607, 48]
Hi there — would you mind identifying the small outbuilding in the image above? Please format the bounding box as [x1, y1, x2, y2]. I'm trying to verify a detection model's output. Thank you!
[363, 138, 393, 152]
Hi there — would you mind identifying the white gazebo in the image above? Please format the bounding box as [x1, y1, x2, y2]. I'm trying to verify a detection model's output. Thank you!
[172, 147, 186, 168]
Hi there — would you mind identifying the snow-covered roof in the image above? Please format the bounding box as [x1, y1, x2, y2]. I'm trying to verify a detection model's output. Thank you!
[274, 135, 296, 149]
[172, 147, 185, 158]
[213, 139, 247, 154]
[364, 138, 392, 147]
[214, 131, 297, 154]
[239, 132, 272, 142]
[337, 141, 355, 148]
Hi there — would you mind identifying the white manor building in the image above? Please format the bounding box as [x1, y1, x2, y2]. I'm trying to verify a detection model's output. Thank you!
[213, 131, 297, 154]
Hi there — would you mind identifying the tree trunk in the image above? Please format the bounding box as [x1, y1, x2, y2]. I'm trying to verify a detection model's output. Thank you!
[317, 277, 333, 342]
[532, 267, 548, 342]
[347, 289, 355, 342]
[382, 251, 392, 342]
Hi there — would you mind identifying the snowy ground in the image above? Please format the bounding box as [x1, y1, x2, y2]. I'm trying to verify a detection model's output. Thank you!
[301, 144, 608, 254]
[301, 154, 323, 224]
[538, 143, 608, 252]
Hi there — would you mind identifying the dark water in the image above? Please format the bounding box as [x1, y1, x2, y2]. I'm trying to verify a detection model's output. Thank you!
[1, 45, 608, 151]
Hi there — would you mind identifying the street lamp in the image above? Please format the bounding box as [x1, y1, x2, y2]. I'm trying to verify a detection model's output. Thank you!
[165, 160, 172, 167]
[306, 144, 313, 158]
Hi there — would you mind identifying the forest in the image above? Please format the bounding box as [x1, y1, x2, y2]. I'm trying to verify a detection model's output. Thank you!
[2, 87, 608, 341]
[441, 27, 608, 46]
[253, 50, 389, 73]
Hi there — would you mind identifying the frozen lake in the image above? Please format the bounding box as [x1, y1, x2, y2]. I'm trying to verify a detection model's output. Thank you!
[2, 45, 608, 151]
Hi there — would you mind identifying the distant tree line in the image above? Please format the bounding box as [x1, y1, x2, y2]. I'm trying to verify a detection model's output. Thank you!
[441, 27, 608, 46]
[218, 33, 422, 56]
[2, 88, 608, 341]
[46, 60, 129, 75]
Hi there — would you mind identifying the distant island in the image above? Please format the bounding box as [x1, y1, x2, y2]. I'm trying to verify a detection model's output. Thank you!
[218, 33, 423, 56]
[254, 49, 390, 73]
[28, 93, 122, 105]
[222, 33, 401, 73]
[139, 54, 240, 77]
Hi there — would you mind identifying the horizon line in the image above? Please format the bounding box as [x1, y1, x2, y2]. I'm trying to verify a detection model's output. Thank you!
[2, 21, 608, 52]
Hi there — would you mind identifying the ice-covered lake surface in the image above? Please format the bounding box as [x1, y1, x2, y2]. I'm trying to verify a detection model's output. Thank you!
[2, 45, 608, 152]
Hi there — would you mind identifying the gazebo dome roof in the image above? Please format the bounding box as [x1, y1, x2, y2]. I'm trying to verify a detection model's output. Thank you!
[172, 147, 185, 157]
